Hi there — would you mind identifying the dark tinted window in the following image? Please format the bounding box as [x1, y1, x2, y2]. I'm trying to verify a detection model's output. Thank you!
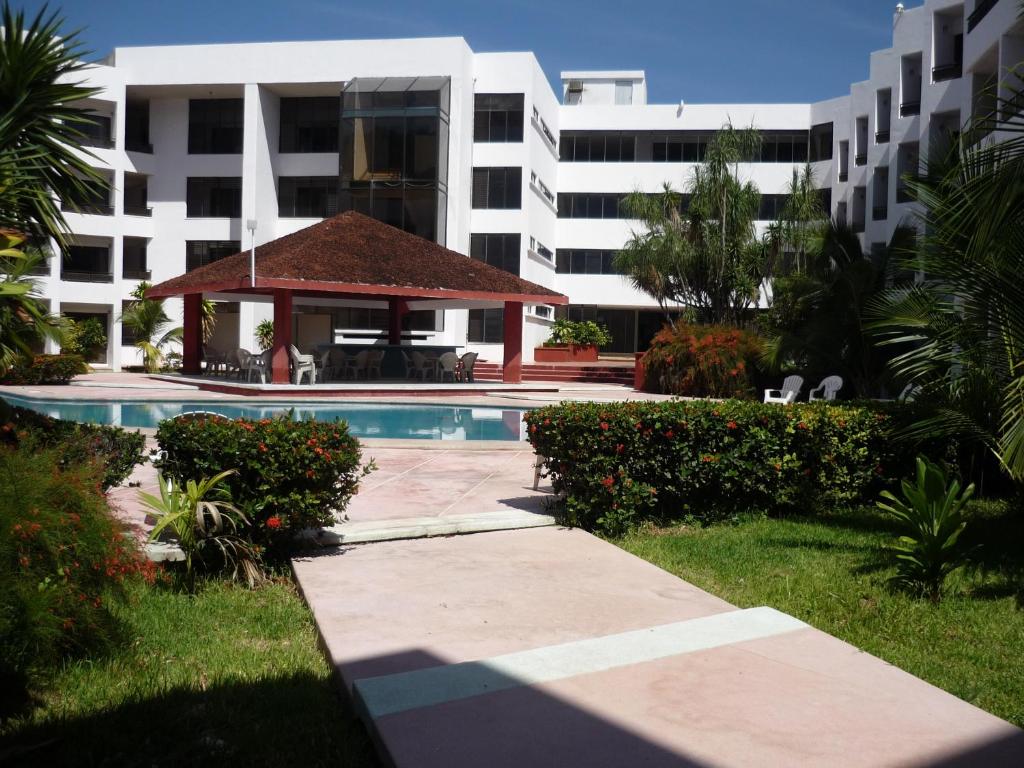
[468, 308, 503, 343]
[186, 177, 242, 217]
[186, 240, 240, 272]
[470, 233, 520, 275]
[473, 94, 524, 142]
[279, 97, 339, 153]
[555, 249, 620, 274]
[188, 99, 244, 154]
[278, 176, 339, 218]
[471, 167, 522, 209]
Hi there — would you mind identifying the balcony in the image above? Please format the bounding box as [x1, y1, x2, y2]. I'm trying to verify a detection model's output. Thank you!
[61, 202, 113, 216]
[875, 130, 890, 144]
[854, 153, 867, 166]
[967, 0, 999, 32]
[933, 62, 963, 82]
[900, 101, 921, 117]
[126, 139, 153, 154]
[838, 171, 848, 182]
[62, 270, 113, 283]
[124, 204, 152, 217]
[872, 205, 888, 221]
[122, 268, 151, 280]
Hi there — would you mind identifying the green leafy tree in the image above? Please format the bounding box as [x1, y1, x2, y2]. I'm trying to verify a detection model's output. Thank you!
[868, 67, 1024, 485]
[616, 123, 767, 327]
[119, 282, 182, 372]
[255, 319, 274, 351]
[773, 163, 827, 274]
[0, 4, 105, 249]
[0, 234, 63, 374]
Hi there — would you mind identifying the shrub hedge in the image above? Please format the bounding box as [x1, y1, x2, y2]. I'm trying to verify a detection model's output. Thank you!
[0, 400, 146, 490]
[0, 354, 87, 385]
[0, 447, 159, 713]
[154, 413, 369, 542]
[525, 399, 905, 536]
[640, 323, 762, 398]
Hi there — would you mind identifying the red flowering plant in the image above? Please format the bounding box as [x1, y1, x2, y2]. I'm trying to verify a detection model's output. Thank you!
[0, 446, 159, 706]
[525, 399, 907, 536]
[154, 411, 373, 549]
[640, 322, 762, 398]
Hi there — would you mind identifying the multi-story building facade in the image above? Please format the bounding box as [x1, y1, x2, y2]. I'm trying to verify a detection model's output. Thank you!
[43, 0, 1023, 369]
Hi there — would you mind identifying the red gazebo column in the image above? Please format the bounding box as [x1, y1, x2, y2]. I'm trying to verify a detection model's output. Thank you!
[502, 301, 524, 384]
[182, 293, 203, 375]
[388, 298, 408, 345]
[271, 288, 293, 384]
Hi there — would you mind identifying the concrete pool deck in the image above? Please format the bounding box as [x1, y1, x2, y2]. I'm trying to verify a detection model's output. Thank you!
[293, 526, 1024, 768]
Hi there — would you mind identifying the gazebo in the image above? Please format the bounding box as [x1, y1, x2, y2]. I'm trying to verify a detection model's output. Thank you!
[146, 211, 568, 384]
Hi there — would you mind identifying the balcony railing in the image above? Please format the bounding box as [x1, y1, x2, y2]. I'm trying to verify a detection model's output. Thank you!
[124, 204, 152, 217]
[967, 0, 999, 32]
[123, 267, 151, 280]
[900, 100, 921, 117]
[872, 205, 888, 221]
[62, 270, 113, 283]
[875, 129, 890, 144]
[933, 62, 963, 82]
[61, 202, 114, 216]
[854, 153, 867, 166]
[838, 171, 848, 182]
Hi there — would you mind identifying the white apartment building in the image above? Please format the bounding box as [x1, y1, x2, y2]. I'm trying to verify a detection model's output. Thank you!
[43, 0, 1023, 369]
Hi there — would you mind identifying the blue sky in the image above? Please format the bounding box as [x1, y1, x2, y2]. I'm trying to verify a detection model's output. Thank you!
[34, 0, 913, 103]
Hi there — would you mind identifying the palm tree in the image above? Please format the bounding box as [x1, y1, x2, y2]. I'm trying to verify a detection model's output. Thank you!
[119, 282, 182, 373]
[869, 63, 1024, 486]
[775, 163, 827, 274]
[0, 4, 105, 249]
[0, 234, 63, 375]
[616, 123, 767, 327]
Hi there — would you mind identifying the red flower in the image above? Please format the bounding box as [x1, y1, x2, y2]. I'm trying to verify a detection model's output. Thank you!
[266, 516, 283, 529]
[664, 429, 674, 439]
[797, 422, 807, 430]
[258, 442, 268, 452]
[616, 443, 625, 454]
[601, 476, 615, 489]
[726, 421, 738, 430]
[600, 422, 610, 431]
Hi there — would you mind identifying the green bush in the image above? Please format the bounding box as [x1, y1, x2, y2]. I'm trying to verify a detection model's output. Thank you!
[641, 323, 762, 398]
[62, 317, 107, 360]
[0, 447, 159, 712]
[154, 413, 370, 544]
[0, 401, 145, 490]
[525, 399, 904, 536]
[0, 353, 87, 385]
[545, 318, 613, 347]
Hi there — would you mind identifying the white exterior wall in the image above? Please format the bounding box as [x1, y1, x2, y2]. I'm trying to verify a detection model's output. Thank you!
[48, 5, 1023, 368]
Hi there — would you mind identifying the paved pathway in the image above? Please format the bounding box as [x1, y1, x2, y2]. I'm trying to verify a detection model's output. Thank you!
[293, 526, 1024, 768]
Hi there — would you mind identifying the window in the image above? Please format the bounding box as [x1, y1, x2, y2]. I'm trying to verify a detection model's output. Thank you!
[121, 300, 141, 346]
[472, 167, 521, 209]
[557, 193, 627, 219]
[559, 133, 636, 162]
[278, 176, 339, 218]
[186, 177, 242, 217]
[809, 122, 834, 162]
[63, 245, 111, 281]
[468, 308, 503, 343]
[614, 81, 633, 106]
[186, 240, 240, 272]
[122, 237, 149, 279]
[758, 194, 792, 221]
[759, 132, 809, 163]
[556, 249, 620, 274]
[62, 177, 112, 215]
[279, 97, 339, 153]
[473, 94, 524, 142]
[125, 101, 151, 152]
[81, 113, 113, 148]
[470, 233, 520, 275]
[188, 98, 244, 154]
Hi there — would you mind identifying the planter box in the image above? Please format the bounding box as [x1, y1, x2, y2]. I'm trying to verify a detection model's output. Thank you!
[534, 344, 599, 363]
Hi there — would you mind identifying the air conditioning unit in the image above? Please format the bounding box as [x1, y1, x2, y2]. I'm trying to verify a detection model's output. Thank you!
[567, 79, 584, 93]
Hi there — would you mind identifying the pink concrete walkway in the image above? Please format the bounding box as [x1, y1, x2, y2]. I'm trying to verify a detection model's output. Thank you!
[293, 527, 1024, 768]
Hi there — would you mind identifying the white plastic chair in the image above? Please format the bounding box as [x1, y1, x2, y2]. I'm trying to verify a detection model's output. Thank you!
[289, 344, 316, 385]
[240, 348, 267, 384]
[437, 352, 460, 382]
[459, 351, 478, 383]
[764, 375, 803, 404]
[409, 350, 434, 380]
[344, 349, 370, 380]
[808, 375, 843, 402]
[367, 349, 384, 380]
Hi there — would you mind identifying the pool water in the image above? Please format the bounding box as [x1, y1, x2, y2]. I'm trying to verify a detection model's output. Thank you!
[0, 395, 527, 442]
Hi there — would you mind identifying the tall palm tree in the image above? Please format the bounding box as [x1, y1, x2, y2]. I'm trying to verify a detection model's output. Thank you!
[0, 4, 105, 249]
[869, 62, 1024, 485]
[0, 234, 63, 374]
[119, 282, 182, 373]
[776, 163, 827, 274]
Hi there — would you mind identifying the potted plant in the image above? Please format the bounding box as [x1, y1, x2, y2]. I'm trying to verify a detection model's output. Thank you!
[535, 319, 612, 363]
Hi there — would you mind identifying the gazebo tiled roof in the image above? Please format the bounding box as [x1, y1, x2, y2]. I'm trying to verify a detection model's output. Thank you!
[147, 211, 566, 304]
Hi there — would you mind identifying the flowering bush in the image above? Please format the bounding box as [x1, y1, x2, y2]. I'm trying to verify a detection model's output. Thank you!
[154, 412, 370, 545]
[545, 319, 613, 348]
[0, 400, 145, 490]
[640, 323, 762, 398]
[0, 353, 87, 385]
[0, 446, 159, 709]
[525, 399, 905, 536]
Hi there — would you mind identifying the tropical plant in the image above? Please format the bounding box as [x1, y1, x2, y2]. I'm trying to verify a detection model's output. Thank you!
[118, 281, 182, 372]
[255, 319, 274, 351]
[0, 4, 106, 249]
[761, 222, 916, 397]
[772, 163, 827, 274]
[877, 455, 974, 602]
[140, 469, 264, 589]
[201, 298, 217, 344]
[61, 316, 107, 361]
[0, 233, 63, 375]
[868, 66, 1024, 486]
[616, 123, 767, 327]
[641, 322, 761, 398]
[546, 318, 612, 347]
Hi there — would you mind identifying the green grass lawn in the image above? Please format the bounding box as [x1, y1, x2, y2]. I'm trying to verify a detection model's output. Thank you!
[617, 502, 1024, 728]
[0, 578, 376, 768]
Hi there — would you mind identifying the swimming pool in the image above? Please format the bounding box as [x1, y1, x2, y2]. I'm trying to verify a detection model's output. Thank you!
[0, 395, 528, 442]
